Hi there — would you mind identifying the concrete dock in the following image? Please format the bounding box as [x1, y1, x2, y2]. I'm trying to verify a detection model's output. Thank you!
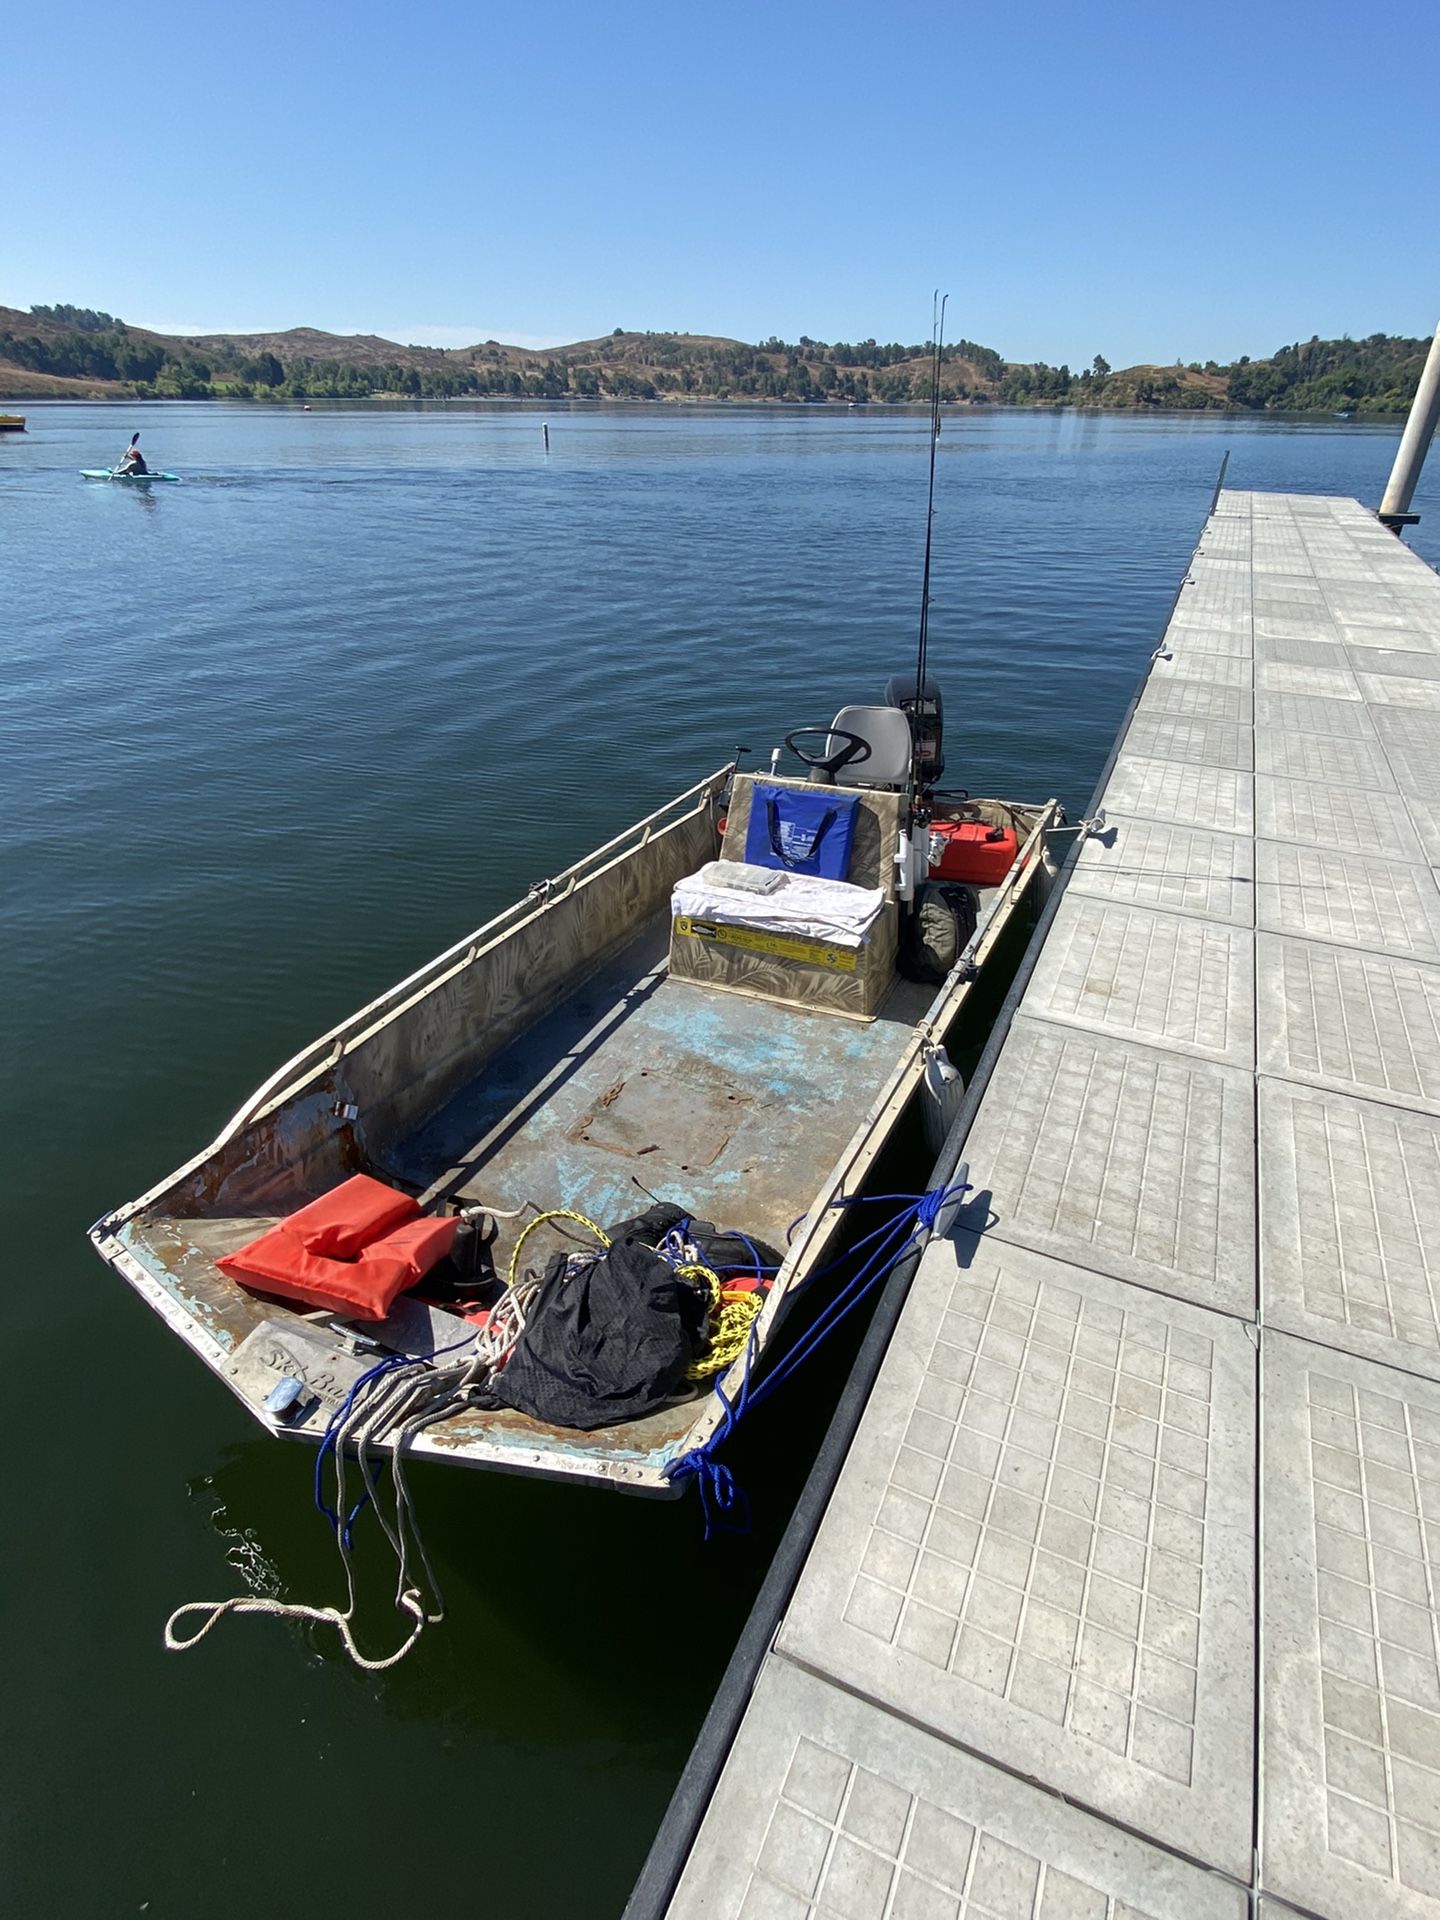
[660, 492, 1440, 1920]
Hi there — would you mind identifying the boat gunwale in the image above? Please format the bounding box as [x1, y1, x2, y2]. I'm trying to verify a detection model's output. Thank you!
[88, 784, 1061, 1495]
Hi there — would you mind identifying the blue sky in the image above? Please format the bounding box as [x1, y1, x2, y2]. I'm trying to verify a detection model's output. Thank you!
[6, 0, 1438, 367]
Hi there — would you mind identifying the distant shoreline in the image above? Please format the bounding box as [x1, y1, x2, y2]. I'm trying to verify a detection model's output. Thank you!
[5, 309, 1428, 414]
[1, 393, 1406, 421]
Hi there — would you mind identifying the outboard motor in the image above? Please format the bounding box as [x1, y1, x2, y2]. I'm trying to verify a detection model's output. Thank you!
[884, 674, 944, 789]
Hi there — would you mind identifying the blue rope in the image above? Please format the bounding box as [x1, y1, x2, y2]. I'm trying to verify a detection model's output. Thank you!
[787, 1188, 945, 1245]
[314, 1354, 408, 1543]
[665, 1181, 970, 1536]
[314, 1332, 476, 1546]
[671, 1338, 758, 1537]
[731, 1231, 768, 1285]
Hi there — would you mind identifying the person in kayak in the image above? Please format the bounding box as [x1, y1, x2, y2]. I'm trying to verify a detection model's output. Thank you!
[117, 438, 149, 475]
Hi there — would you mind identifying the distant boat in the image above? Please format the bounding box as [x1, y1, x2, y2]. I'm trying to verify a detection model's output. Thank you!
[1334, 410, 1352, 420]
[80, 469, 181, 484]
[0, 414, 25, 433]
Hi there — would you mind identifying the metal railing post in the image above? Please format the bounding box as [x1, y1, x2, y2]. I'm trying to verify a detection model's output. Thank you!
[1379, 322, 1440, 532]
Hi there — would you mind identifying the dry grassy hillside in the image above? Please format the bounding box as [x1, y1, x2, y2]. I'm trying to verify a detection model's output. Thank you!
[2, 303, 1428, 411]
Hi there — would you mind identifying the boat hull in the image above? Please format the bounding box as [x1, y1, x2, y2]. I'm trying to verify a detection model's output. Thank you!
[90, 772, 1061, 1494]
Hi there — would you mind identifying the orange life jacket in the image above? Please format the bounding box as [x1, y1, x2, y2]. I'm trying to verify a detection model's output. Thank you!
[218, 1173, 460, 1320]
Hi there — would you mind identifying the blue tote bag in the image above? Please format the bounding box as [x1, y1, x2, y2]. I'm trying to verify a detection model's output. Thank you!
[744, 783, 859, 881]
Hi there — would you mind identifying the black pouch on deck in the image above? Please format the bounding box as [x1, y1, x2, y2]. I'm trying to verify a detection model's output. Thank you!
[481, 1214, 709, 1430]
[478, 1203, 783, 1430]
[688, 1222, 784, 1284]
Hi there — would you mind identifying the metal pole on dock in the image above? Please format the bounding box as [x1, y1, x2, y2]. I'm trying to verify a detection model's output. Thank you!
[1379, 319, 1440, 531]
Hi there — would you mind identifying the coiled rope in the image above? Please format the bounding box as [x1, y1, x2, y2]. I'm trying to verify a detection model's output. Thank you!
[659, 1225, 765, 1381]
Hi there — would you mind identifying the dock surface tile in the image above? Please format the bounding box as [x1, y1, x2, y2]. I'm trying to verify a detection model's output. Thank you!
[1261, 1335, 1440, 1919]
[1066, 817, 1256, 927]
[954, 1018, 1256, 1316]
[778, 1234, 1257, 1875]
[656, 493, 1440, 1920]
[667, 1660, 1248, 1920]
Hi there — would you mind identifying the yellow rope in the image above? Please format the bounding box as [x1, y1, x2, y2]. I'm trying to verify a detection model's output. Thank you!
[504, 1211, 761, 1380]
[505, 1209, 610, 1290]
[689, 1290, 763, 1379]
[676, 1261, 764, 1380]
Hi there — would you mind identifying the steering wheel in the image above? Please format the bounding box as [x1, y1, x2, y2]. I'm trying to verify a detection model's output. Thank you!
[784, 727, 872, 786]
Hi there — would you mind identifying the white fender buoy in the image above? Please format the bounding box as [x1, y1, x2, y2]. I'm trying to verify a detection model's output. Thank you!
[921, 1044, 965, 1159]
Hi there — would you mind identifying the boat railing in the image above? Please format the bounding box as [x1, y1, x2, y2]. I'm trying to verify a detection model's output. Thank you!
[211, 765, 731, 1150]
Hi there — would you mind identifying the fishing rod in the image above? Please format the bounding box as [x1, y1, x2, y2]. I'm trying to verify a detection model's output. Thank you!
[910, 291, 947, 805]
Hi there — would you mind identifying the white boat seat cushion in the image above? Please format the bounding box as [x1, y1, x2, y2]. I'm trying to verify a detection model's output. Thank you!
[829, 705, 913, 788]
[672, 862, 886, 949]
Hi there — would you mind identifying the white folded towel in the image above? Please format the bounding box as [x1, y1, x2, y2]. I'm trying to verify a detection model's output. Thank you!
[672, 862, 886, 949]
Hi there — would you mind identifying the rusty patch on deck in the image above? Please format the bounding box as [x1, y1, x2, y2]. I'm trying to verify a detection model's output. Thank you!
[570, 1068, 750, 1170]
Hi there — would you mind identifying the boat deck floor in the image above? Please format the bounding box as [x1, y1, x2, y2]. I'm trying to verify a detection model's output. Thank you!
[122, 912, 941, 1478]
[381, 913, 935, 1272]
[373, 914, 935, 1469]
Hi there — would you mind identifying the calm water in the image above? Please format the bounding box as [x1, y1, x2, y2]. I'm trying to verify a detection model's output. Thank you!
[3, 401, 1435, 1917]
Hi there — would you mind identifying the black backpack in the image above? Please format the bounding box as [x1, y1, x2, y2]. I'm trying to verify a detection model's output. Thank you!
[899, 881, 979, 984]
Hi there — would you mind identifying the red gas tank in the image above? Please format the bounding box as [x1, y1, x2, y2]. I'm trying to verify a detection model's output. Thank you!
[928, 819, 1018, 886]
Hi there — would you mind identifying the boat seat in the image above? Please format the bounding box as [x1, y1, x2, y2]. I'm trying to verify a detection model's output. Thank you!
[720, 772, 904, 897]
[667, 773, 903, 1019]
[827, 705, 913, 789]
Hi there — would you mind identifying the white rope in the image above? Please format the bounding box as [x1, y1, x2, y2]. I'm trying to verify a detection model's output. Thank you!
[166, 1215, 592, 1671]
[165, 1587, 430, 1673]
[470, 1274, 541, 1374]
[1047, 810, 1108, 838]
[459, 1197, 531, 1221]
[166, 1345, 482, 1672]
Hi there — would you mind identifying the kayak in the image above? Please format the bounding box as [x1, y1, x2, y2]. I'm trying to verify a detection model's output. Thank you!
[80, 469, 181, 484]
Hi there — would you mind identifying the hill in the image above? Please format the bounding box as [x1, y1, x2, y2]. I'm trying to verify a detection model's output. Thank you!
[0, 303, 1430, 413]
